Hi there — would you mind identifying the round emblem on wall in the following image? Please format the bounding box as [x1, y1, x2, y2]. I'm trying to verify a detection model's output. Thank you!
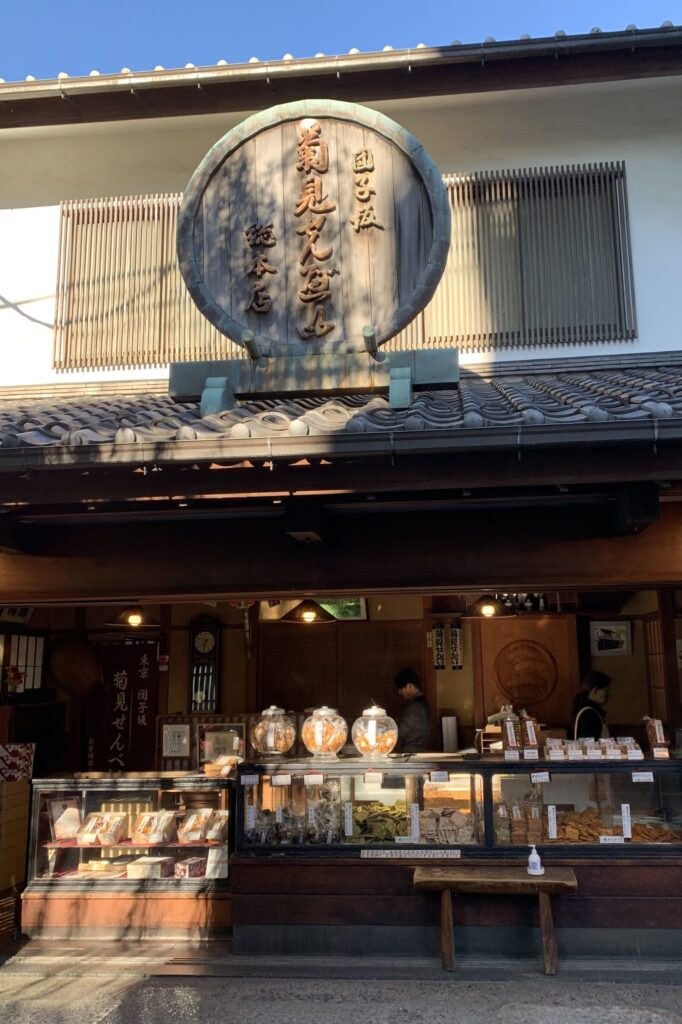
[177, 99, 450, 356]
[494, 640, 559, 708]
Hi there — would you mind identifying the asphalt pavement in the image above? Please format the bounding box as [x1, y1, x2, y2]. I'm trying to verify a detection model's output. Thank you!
[1, 944, 681, 1024]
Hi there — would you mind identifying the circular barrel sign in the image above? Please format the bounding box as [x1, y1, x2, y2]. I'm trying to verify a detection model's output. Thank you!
[177, 99, 450, 356]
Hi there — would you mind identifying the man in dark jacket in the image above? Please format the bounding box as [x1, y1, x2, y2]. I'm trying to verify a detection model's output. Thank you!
[394, 668, 431, 752]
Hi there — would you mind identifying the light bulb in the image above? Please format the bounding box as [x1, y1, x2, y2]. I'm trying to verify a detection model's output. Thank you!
[127, 611, 143, 627]
[480, 603, 496, 618]
[301, 610, 317, 623]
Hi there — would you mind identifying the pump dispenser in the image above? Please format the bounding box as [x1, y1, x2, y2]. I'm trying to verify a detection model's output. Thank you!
[527, 844, 545, 876]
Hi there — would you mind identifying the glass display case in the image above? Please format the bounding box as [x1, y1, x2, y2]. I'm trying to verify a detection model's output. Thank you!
[27, 773, 233, 888]
[235, 758, 682, 857]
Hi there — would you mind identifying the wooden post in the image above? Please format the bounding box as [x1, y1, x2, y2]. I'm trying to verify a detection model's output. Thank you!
[440, 888, 455, 970]
[538, 891, 558, 975]
[657, 589, 682, 732]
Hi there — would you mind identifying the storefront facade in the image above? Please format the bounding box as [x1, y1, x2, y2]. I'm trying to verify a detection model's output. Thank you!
[1, 27, 682, 953]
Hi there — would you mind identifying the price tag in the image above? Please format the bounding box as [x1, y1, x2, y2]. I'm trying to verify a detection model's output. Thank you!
[308, 806, 316, 826]
[653, 747, 670, 759]
[621, 803, 632, 840]
[524, 721, 538, 746]
[245, 805, 256, 829]
[429, 771, 449, 783]
[606, 748, 623, 760]
[600, 835, 625, 844]
[548, 749, 565, 761]
[568, 749, 584, 761]
[627, 749, 644, 761]
[530, 771, 551, 784]
[344, 802, 353, 837]
[523, 748, 539, 761]
[410, 802, 421, 840]
[505, 721, 519, 747]
[512, 805, 522, 820]
[632, 771, 654, 783]
[394, 835, 414, 844]
[304, 773, 324, 786]
[275, 807, 283, 824]
[504, 749, 520, 761]
[272, 774, 291, 786]
[361, 849, 461, 859]
[547, 805, 557, 839]
[585, 747, 601, 760]
[364, 771, 384, 785]
[240, 774, 260, 786]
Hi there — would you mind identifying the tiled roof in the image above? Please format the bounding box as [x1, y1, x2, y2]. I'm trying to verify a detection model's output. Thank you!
[0, 25, 678, 87]
[0, 367, 681, 455]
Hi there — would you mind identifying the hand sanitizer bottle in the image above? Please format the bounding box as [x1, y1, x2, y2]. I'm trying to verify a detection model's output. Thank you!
[527, 844, 545, 876]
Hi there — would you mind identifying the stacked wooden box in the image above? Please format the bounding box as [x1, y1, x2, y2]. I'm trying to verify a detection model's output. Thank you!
[0, 780, 30, 892]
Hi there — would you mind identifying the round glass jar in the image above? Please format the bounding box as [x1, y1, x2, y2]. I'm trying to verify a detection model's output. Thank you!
[301, 706, 348, 759]
[351, 705, 398, 758]
[250, 705, 296, 756]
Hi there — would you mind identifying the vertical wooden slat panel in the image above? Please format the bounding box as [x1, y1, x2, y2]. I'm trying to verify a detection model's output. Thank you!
[52, 168, 637, 370]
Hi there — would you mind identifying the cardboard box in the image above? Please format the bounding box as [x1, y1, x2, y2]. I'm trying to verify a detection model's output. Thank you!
[127, 856, 174, 879]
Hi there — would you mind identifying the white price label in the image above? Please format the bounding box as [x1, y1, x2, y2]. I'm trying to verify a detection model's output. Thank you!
[308, 806, 316, 826]
[364, 771, 384, 785]
[632, 771, 654, 783]
[606, 748, 623, 760]
[245, 805, 256, 829]
[429, 771, 449, 783]
[547, 805, 557, 839]
[525, 721, 538, 746]
[241, 774, 260, 786]
[394, 835, 415, 844]
[272, 774, 291, 786]
[361, 849, 461, 859]
[568, 749, 584, 761]
[530, 771, 551, 784]
[344, 802, 354, 837]
[548, 749, 565, 761]
[600, 835, 625, 844]
[304, 773, 324, 786]
[621, 803, 632, 840]
[275, 807, 283, 824]
[512, 805, 522, 820]
[411, 802, 420, 839]
[523, 748, 539, 761]
[585, 748, 602, 760]
[505, 721, 519, 747]
[653, 747, 670, 759]
[627, 749, 644, 761]
[504, 749, 520, 761]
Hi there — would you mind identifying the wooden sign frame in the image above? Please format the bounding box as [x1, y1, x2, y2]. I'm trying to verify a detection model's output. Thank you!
[177, 99, 450, 356]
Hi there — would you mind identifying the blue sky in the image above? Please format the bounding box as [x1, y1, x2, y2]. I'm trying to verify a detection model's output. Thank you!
[1, 0, 681, 81]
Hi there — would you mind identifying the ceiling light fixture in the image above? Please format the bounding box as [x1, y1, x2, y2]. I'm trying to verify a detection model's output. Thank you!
[103, 606, 160, 629]
[281, 599, 336, 624]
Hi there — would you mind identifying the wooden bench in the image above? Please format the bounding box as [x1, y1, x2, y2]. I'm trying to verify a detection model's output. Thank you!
[413, 864, 578, 974]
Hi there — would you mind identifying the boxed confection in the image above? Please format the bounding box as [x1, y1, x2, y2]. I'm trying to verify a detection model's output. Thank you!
[77, 812, 128, 846]
[178, 808, 214, 844]
[174, 856, 207, 878]
[205, 846, 229, 878]
[205, 810, 229, 842]
[127, 856, 175, 879]
[131, 810, 177, 844]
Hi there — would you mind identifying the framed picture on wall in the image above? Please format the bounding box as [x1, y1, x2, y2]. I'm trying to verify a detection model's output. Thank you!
[196, 723, 244, 763]
[590, 621, 631, 657]
[161, 723, 190, 758]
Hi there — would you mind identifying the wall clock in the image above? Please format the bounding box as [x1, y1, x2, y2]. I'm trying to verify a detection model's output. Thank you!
[189, 616, 221, 712]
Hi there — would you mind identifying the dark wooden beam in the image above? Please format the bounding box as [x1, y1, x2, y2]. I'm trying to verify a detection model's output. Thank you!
[0, 519, 30, 554]
[3, 442, 682, 508]
[2, 502, 682, 604]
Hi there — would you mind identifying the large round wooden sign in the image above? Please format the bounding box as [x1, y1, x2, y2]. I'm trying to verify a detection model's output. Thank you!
[178, 100, 450, 356]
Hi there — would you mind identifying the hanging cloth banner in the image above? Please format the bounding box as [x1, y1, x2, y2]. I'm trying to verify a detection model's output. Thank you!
[449, 626, 464, 671]
[87, 639, 159, 771]
[432, 625, 446, 670]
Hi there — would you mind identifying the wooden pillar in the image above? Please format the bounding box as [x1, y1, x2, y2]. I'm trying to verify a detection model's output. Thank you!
[657, 589, 682, 732]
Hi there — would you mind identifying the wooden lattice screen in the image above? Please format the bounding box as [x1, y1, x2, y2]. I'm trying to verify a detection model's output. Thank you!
[53, 163, 636, 370]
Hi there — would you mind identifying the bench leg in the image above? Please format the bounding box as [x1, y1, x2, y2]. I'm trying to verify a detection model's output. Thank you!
[538, 892, 558, 975]
[440, 889, 455, 971]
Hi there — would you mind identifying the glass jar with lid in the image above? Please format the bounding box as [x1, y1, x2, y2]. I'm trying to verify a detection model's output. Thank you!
[351, 705, 398, 758]
[301, 706, 348, 759]
[250, 706, 296, 756]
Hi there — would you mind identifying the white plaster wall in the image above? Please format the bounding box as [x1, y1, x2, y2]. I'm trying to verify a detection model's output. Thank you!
[1, 75, 680, 385]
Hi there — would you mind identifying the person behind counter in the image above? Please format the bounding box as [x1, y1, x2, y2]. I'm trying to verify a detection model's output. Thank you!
[573, 670, 612, 740]
[394, 668, 431, 752]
